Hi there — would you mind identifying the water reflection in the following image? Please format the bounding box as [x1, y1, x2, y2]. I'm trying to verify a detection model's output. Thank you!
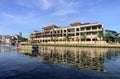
[18, 46, 120, 72]
[0, 45, 16, 53]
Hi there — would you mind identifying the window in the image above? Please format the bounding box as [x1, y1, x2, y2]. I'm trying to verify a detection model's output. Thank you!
[64, 30, 66, 32]
[64, 34, 66, 36]
[81, 28, 85, 31]
[98, 25, 102, 29]
[92, 32, 97, 35]
[76, 33, 79, 36]
[68, 29, 70, 32]
[86, 27, 91, 30]
[76, 28, 79, 31]
[86, 32, 91, 35]
[92, 26, 97, 30]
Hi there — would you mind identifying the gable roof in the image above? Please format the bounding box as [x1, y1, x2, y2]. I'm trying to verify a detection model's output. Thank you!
[70, 22, 81, 26]
[43, 24, 58, 30]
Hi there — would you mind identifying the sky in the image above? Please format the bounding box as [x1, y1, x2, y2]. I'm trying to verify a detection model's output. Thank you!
[0, 0, 120, 37]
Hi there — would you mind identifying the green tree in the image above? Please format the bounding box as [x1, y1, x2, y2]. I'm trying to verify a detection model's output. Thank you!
[104, 30, 113, 42]
[118, 37, 120, 43]
[98, 32, 103, 41]
[104, 30, 120, 43]
[80, 33, 86, 41]
[20, 37, 28, 42]
[54, 36, 58, 44]
[65, 30, 69, 44]
[65, 35, 69, 42]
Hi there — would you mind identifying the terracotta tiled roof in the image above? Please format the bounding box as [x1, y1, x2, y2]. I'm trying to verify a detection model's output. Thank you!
[43, 24, 58, 30]
[70, 22, 81, 26]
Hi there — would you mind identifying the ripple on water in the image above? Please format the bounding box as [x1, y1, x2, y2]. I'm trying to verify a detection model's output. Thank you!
[0, 46, 120, 79]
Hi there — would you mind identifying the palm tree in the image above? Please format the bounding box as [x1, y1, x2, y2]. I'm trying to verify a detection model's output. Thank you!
[65, 35, 69, 44]
[98, 32, 103, 45]
[55, 36, 58, 44]
[80, 33, 86, 44]
[52, 29, 56, 44]
[118, 35, 120, 44]
[65, 30, 69, 44]
[98, 33, 103, 41]
[76, 36, 79, 43]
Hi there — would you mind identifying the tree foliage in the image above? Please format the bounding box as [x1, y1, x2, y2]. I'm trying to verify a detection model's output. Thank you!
[98, 32, 103, 41]
[80, 33, 86, 40]
[20, 37, 28, 42]
[104, 30, 120, 43]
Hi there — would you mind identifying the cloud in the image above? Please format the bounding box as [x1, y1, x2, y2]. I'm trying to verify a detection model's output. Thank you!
[52, 9, 77, 16]
[1, 12, 16, 19]
[38, 0, 53, 10]
[15, 0, 35, 8]
[0, 11, 40, 28]
[50, 0, 80, 16]
[15, 0, 53, 10]
[15, 0, 80, 16]
[0, 12, 18, 25]
[0, 11, 42, 37]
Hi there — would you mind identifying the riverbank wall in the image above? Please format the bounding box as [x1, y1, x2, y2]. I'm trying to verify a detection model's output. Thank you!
[20, 41, 120, 48]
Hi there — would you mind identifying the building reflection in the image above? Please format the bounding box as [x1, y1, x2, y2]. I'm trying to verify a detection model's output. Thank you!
[0, 46, 15, 53]
[18, 49, 38, 57]
[18, 46, 120, 72]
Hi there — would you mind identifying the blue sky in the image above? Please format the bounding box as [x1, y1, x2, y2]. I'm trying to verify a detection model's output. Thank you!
[0, 0, 120, 37]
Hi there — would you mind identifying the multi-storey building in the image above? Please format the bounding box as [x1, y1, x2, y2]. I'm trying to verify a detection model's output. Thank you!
[30, 22, 104, 43]
[0, 35, 11, 43]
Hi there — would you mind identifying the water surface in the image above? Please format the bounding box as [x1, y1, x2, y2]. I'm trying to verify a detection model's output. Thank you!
[0, 45, 120, 79]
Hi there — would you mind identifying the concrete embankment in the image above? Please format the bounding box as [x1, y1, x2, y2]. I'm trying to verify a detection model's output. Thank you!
[20, 42, 120, 48]
[18, 45, 32, 50]
[38, 44, 120, 48]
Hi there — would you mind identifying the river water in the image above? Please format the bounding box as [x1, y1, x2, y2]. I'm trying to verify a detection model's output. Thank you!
[0, 45, 120, 79]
